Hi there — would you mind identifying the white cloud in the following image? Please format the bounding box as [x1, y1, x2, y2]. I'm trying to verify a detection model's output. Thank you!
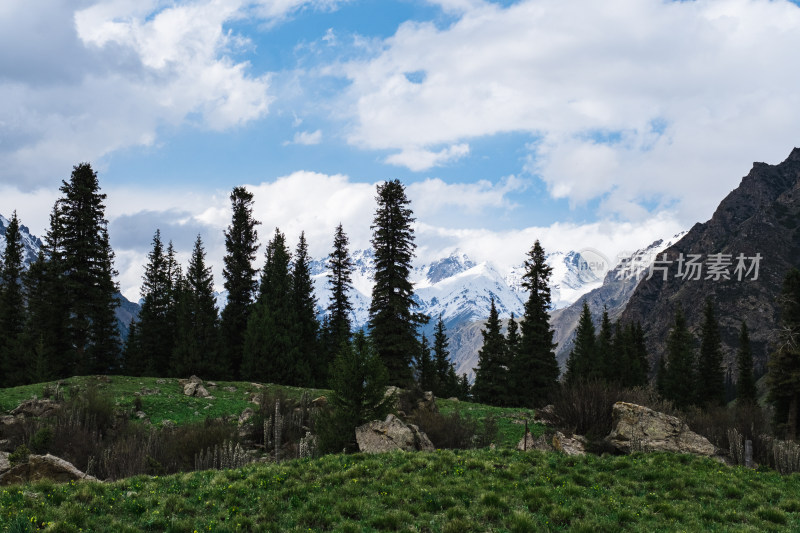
[287, 129, 323, 145]
[385, 143, 470, 171]
[0, 0, 355, 190]
[407, 175, 525, 217]
[341, 0, 800, 224]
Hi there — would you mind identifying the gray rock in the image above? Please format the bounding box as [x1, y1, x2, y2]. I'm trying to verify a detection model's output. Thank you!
[417, 391, 438, 413]
[606, 402, 717, 456]
[10, 398, 60, 418]
[355, 414, 435, 454]
[552, 431, 587, 456]
[0, 454, 98, 486]
[0, 452, 10, 474]
[517, 432, 553, 452]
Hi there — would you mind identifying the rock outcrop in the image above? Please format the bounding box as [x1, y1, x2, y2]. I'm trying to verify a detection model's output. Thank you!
[606, 402, 716, 456]
[355, 414, 435, 453]
[10, 398, 60, 418]
[0, 454, 98, 486]
[182, 376, 212, 398]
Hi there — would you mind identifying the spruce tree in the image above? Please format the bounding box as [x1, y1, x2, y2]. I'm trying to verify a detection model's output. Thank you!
[243, 228, 294, 384]
[767, 268, 800, 440]
[663, 307, 696, 409]
[457, 373, 471, 401]
[22, 249, 65, 383]
[0, 212, 26, 386]
[433, 315, 457, 397]
[368, 180, 427, 385]
[50, 163, 120, 375]
[319, 331, 392, 453]
[736, 321, 757, 405]
[697, 299, 725, 407]
[513, 240, 559, 406]
[597, 308, 614, 381]
[327, 224, 354, 350]
[631, 322, 650, 387]
[416, 334, 436, 392]
[220, 186, 260, 379]
[472, 297, 508, 406]
[565, 301, 595, 386]
[132, 230, 176, 376]
[173, 235, 220, 377]
[506, 313, 521, 364]
[291, 232, 319, 387]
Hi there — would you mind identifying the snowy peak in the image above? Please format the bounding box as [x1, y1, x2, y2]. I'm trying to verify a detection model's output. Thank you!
[0, 213, 44, 268]
[416, 250, 477, 285]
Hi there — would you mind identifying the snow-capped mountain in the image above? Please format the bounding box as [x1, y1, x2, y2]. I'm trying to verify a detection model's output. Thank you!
[0, 213, 45, 268]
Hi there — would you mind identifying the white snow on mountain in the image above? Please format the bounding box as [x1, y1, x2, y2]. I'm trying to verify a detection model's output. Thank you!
[0, 213, 45, 268]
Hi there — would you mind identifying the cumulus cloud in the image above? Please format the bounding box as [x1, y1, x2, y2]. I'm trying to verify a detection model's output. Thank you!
[341, 0, 800, 223]
[0, 0, 355, 190]
[385, 143, 470, 171]
[286, 129, 323, 145]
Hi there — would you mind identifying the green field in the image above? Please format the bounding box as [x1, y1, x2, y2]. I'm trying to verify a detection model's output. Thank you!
[2, 449, 800, 532]
[3, 377, 800, 532]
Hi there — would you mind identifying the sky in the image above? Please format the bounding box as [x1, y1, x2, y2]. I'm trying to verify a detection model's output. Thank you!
[2, 0, 800, 301]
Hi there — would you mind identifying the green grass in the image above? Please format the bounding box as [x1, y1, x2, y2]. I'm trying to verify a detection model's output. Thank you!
[2, 449, 800, 532]
[0, 375, 325, 427]
[438, 399, 545, 448]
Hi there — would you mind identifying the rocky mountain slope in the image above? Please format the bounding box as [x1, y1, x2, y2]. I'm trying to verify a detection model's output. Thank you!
[621, 147, 800, 378]
[549, 232, 686, 371]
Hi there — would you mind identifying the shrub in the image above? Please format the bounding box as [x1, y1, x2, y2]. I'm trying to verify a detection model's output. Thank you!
[28, 427, 53, 454]
[9, 444, 31, 465]
[412, 410, 478, 449]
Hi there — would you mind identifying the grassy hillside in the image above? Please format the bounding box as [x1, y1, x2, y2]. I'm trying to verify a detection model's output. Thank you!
[3, 449, 800, 532]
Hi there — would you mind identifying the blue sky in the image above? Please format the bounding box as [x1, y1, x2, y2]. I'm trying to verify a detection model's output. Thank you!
[2, 0, 800, 300]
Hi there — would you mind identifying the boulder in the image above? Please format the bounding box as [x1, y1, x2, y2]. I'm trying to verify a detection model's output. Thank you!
[533, 404, 558, 426]
[0, 454, 98, 486]
[517, 432, 553, 452]
[355, 414, 435, 453]
[0, 452, 10, 475]
[311, 396, 327, 408]
[10, 399, 60, 418]
[183, 382, 211, 398]
[606, 402, 716, 456]
[552, 431, 586, 456]
[416, 391, 438, 414]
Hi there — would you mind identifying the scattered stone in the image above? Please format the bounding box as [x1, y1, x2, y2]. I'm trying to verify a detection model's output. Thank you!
[249, 393, 261, 405]
[183, 382, 211, 398]
[1, 415, 21, 426]
[206, 382, 217, 388]
[155, 379, 167, 385]
[517, 432, 553, 452]
[606, 402, 717, 457]
[0, 452, 10, 474]
[250, 383, 264, 389]
[447, 397, 459, 402]
[139, 388, 160, 396]
[10, 398, 60, 418]
[311, 396, 327, 408]
[355, 414, 435, 454]
[161, 420, 176, 429]
[238, 408, 255, 426]
[238, 408, 256, 440]
[533, 404, 558, 426]
[223, 386, 237, 393]
[189, 375, 203, 384]
[0, 454, 98, 486]
[135, 411, 148, 420]
[552, 431, 587, 456]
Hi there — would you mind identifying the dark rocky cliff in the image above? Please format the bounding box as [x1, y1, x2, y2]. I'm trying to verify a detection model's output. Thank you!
[620, 148, 800, 379]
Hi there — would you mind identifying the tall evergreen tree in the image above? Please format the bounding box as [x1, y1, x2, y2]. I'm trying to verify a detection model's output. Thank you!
[768, 268, 800, 440]
[291, 232, 319, 386]
[663, 307, 696, 409]
[129, 230, 175, 376]
[173, 235, 220, 377]
[415, 334, 436, 392]
[513, 240, 559, 406]
[564, 301, 596, 385]
[597, 308, 614, 381]
[697, 299, 725, 407]
[736, 321, 757, 405]
[0, 212, 26, 386]
[243, 228, 294, 384]
[319, 331, 392, 453]
[631, 322, 650, 387]
[506, 313, 521, 362]
[220, 187, 260, 379]
[50, 163, 120, 374]
[368, 180, 427, 385]
[432, 315, 457, 397]
[472, 297, 508, 406]
[327, 224, 354, 350]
